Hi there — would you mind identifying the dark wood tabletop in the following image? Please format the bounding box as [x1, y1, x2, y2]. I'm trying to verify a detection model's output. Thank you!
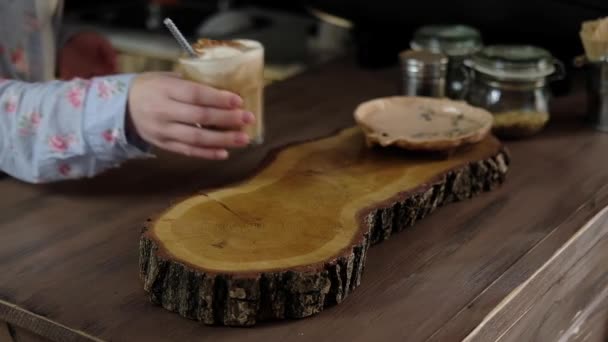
[1, 58, 608, 342]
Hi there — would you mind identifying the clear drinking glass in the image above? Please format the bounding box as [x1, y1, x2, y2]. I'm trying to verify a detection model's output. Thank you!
[178, 40, 265, 145]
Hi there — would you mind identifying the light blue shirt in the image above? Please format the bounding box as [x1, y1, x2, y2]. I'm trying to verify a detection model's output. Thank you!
[0, 0, 151, 183]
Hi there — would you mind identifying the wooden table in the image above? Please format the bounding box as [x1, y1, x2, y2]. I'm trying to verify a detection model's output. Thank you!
[1, 58, 607, 342]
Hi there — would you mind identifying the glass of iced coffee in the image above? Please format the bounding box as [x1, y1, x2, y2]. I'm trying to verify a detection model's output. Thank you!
[178, 39, 265, 145]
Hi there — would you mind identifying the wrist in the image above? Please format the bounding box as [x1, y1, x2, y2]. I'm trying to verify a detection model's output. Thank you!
[125, 111, 151, 153]
[82, 74, 153, 159]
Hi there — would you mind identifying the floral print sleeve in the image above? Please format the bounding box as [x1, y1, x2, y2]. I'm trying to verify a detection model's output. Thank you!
[0, 0, 153, 183]
[0, 75, 153, 183]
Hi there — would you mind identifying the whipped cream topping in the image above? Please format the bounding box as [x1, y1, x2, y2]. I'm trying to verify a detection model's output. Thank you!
[197, 46, 243, 60]
[192, 39, 249, 60]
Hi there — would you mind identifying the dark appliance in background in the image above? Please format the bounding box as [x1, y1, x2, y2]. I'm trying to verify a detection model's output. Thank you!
[63, 0, 319, 66]
[304, 0, 608, 94]
[64, 0, 607, 92]
[64, 0, 225, 36]
[63, 0, 607, 64]
[304, 0, 607, 66]
[63, 0, 306, 37]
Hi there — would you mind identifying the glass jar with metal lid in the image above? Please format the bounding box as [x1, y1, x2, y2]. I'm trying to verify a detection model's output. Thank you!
[464, 45, 565, 139]
[410, 25, 483, 99]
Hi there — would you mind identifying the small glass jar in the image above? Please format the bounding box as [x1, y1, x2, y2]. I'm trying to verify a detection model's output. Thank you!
[465, 45, 565, 139]
[410, 25, 483, 99]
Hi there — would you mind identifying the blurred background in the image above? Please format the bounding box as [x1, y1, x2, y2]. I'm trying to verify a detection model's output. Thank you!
[62, 0, 608, 89]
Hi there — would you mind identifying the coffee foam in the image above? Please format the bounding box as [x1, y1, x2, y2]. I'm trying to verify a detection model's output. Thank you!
[179, 39, 263, 92]
[191, 39, 261, 59]
[196, 46, 243, 60]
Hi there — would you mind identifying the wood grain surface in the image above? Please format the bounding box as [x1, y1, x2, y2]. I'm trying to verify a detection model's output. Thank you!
[0, 320, 54, 342]
[141, 128, 507, 325]
[1, 58, 607, 341]
[463, 207, 608, 342]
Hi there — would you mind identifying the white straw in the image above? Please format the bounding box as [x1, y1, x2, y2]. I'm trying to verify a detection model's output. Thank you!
[163, 18, 197, 57]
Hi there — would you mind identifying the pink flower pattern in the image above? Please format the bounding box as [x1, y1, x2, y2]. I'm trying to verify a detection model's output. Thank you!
[3, 93, 17, 113]
[67, 86, 85, 109]
[74, 78, 93, 90]
[64, 79, 93, 108]
[18, 111, 41, 136]
[10, 47, 28, 75]
[0, 3, 147, 184]
[102, 128, 120, 144]
[97, 80, 126, 100]
[58, 164, 71, 177]
[48, 134, 75, 153]
[30, 112, 41, 125]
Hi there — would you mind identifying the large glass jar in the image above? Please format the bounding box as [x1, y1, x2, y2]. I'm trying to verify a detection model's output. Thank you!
[410, 25, 483, 100]
[465, 45, 565, 139]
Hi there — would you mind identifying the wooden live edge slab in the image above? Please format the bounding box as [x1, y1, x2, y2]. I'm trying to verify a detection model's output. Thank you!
[139, 127, 510, 326]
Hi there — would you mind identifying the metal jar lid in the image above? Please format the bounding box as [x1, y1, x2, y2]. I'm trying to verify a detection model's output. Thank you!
[466, 45, 562, 81]
[410, 25, 483, 57]
[399, 49, 448, 78]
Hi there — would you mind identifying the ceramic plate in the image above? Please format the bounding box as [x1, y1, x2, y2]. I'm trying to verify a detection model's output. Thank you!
[354, 96, 494, 151]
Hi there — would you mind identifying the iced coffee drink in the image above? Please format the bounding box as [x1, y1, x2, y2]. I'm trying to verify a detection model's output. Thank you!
[178, 39, 265, 145]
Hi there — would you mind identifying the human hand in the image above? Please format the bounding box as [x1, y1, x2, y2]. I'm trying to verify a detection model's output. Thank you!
[58, 31, 118, 79]
[127, 72, 255, 160]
